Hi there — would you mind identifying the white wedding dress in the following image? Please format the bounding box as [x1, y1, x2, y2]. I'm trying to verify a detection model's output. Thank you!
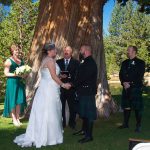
[14, 58, 63, 148]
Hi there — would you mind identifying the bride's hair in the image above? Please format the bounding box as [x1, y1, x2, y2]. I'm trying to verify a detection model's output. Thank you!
[42, 43, 55, 58]
[42, 48, 48, 59]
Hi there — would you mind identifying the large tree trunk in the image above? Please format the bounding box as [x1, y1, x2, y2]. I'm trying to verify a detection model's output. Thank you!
[26, 0, 117, 118]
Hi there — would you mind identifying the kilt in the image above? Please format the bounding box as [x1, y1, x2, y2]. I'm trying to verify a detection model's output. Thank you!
[78, 95, 97, 121]
[121, 87, 143, 111]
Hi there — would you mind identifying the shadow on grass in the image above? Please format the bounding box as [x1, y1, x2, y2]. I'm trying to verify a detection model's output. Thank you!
[0, 102, 4, 116]
[143, 86, 150, 93]
[0, 109, 4, 116]
[0, 97, 4, 103]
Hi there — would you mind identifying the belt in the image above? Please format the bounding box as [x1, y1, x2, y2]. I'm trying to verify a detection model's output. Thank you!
[130, 82, 142, 88]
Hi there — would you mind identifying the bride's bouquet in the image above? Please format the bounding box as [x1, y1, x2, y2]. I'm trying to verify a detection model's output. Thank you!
[15, 65, 32, 76]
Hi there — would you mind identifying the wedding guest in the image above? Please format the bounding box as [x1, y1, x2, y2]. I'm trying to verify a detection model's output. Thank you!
[3, 44, 26, 126]
[57, 46, 79, 129]
[73, 44, 97, 143]
[119, 46, 145, 132]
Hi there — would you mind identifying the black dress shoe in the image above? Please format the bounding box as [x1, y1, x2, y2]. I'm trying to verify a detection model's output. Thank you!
[63, 124, 66, 128]
[78, 137, 86, 143]
[118, 124, 129, 129]
[73, 130, 85, 136]
[69, 125, 76, 130]
[135, 126, 141, 133]
[79, 137, 93, 143]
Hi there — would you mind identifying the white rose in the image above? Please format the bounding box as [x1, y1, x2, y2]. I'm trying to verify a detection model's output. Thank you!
[15, 67, 20, 75]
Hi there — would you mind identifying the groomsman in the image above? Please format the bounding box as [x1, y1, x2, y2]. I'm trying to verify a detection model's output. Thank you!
[74, 44, 97, 143]
[119, 46, 145, 132]
[57, 46, 79, 129]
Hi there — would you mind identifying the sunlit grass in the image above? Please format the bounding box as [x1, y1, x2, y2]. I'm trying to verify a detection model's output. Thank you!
[0, 85, 150, 150]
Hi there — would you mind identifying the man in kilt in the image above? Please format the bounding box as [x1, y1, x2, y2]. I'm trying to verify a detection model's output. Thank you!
[119, 46, 145, 132]
[73, 44, 97, 143]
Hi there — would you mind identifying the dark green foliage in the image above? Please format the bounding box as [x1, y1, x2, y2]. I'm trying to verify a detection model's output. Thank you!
[0, 0, 12, 5]
[117, 0, 150, 14]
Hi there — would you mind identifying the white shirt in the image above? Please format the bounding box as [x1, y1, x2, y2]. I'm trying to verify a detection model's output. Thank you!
[64, 58, 71, 64]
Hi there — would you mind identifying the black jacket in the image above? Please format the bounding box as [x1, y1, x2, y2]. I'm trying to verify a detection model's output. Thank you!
[74, 56, 97, 96]
[119, 57, 145, 88]
[57, 57, 79, 84]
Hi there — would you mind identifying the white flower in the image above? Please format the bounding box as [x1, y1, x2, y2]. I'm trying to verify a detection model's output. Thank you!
[80, 60, 84, 64]
[25, 65, 32, 72]
[15, 67, 20, 75]
[131, 61, 135, 65]
[14, 65, 32, 75]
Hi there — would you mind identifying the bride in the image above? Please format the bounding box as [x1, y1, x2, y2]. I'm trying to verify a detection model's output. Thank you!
[14, 43, 71, 148]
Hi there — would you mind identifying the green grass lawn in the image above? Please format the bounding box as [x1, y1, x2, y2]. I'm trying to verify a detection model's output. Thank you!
[0, 84, 150, 150]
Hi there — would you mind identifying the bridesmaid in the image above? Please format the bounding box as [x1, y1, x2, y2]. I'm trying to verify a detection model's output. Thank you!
[3, 44, 26, 126]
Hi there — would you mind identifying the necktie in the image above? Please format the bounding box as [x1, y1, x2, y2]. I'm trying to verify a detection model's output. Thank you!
[65, 59, 69, 71]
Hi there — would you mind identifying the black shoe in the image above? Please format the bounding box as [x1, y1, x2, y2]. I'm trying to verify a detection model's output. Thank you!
[79, 137, 93, 143]
[63, 123, 66, 128]
[73, 130, 85, 136]
[69, 125, 76, 130]
[78, 137, 86, 143]
[135, 126, 141, 133]
[118, 124, 129, 129]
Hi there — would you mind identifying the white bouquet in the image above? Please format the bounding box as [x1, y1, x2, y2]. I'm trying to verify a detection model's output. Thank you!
[15, 65, 32, 76]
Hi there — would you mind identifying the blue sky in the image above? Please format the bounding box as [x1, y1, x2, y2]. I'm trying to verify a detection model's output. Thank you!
[3, 0, 115, 34]
[103, 0, 115, 34]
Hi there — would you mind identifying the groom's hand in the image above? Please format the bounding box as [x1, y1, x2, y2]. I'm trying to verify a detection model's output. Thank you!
[123, 82, 130, 90]
[63, 83, 71, 90]
[59, 74, 68, 79]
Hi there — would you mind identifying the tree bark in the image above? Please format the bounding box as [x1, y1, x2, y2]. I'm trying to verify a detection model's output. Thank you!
[26, 0, 117, 118]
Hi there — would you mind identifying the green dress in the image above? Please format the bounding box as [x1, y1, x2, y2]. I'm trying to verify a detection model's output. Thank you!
[3, 58, 26, 117]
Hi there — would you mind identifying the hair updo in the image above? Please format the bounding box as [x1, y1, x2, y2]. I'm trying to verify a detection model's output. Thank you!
[42, 43, 55, 57]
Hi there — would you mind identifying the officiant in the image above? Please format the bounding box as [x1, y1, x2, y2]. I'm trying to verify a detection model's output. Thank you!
[57, 46, 79, 129]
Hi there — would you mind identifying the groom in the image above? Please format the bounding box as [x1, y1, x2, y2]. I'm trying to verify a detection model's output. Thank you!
[73, 44, 97, 143]
[57, 46, 79, 129]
